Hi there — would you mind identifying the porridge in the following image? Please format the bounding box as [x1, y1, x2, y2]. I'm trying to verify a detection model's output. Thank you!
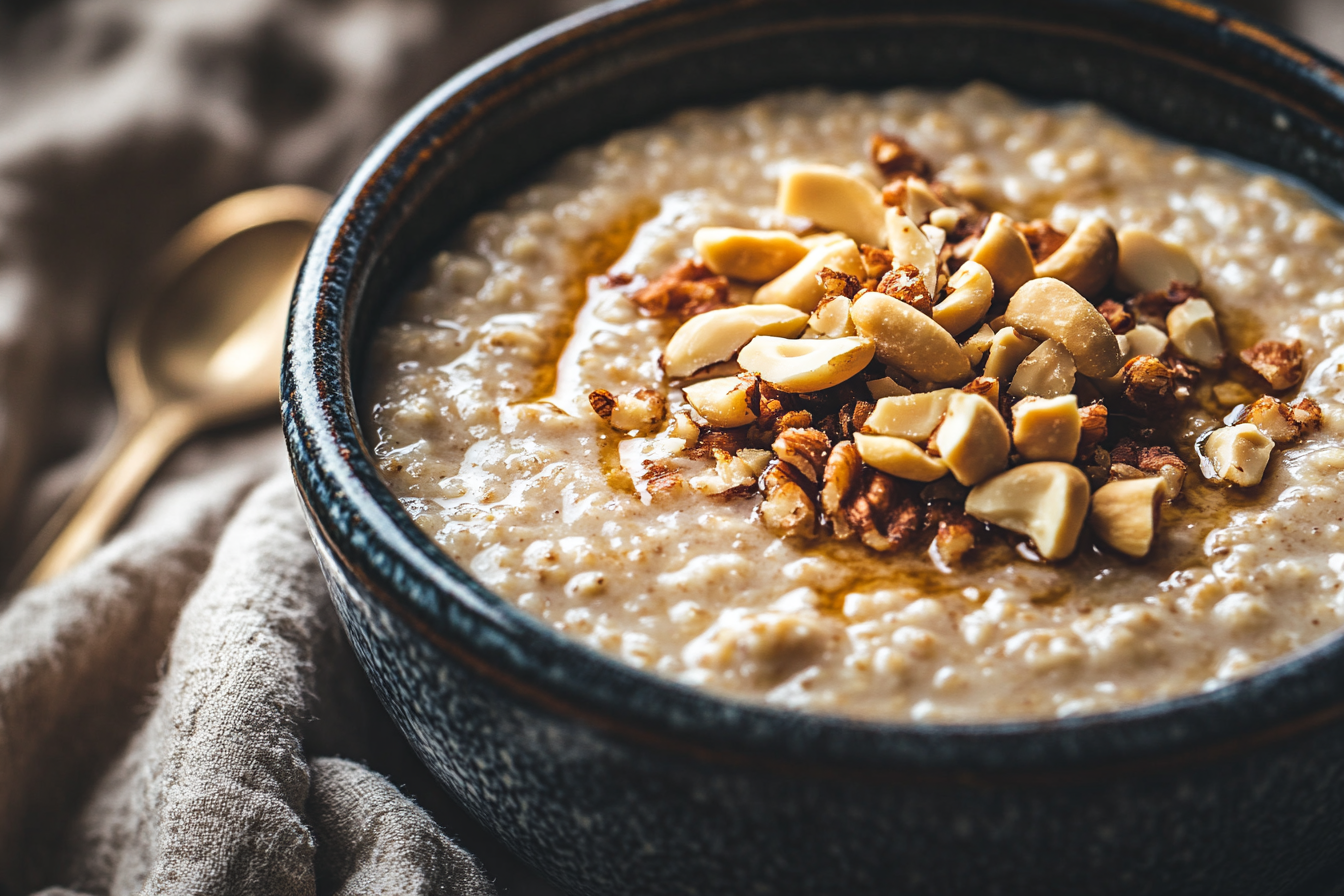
[364, 83, 1344, 722]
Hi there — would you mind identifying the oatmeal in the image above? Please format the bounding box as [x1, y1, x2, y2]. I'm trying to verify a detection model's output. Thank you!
[364, 83, 1344, 722]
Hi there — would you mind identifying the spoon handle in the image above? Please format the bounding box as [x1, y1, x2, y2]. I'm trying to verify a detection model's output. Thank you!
[18, 403, 198, 588]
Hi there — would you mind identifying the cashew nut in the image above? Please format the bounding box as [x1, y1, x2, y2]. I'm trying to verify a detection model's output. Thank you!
[754, 238, 864, 312]
[932, 261, 994, 336]
[663, 304, 809, 377]
[1090, 477, 1165, 558]
[1115, 227, 1201, 293]
[854, 433, 949, 481]
[1032, 216, 1117, 299]
[1004, 277, 1123, 377]
[777, 164, 887, 247]
[1011, 395, 1081, 462]
[970, 212, 1037, 300]
[965, 462, 1091, 561]
[737, 335, 875, 393]
[693, 227, 809, 282]
[851, 290, 972, 383]
[930, 392, 1011, 486]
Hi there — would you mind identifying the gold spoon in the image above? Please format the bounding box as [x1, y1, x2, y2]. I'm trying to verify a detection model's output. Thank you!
[16, 185, 330, 587]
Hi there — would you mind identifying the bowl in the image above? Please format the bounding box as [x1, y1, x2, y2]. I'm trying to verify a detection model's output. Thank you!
[282, 2, 1344, 893]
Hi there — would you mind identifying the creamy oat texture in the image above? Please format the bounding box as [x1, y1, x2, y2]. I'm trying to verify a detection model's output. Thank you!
[365, 83, 1344, 721]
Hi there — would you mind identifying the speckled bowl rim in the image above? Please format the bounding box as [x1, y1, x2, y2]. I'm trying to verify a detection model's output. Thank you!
[284, 0, 1344, 779]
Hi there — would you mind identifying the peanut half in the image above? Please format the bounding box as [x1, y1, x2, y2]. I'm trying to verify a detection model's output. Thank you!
[1004, 277, 1123, 378]
[737, 335, 875, 393]
[931, 392, 1011, 486]
[777, 164, 887, 248]
[1012, 395, 1081, 462]
[1166, 298, 1224, 368]
[754, 237, 864, 312]
[1115, 226, 1201, 293]
[1032, 216, 1117, 299]
[693, 227, 809, 282]
[965, 462, 1091, 561]
[932, 261, 994, 336]
[970, 212, 1037, 301]
[851, 290, 972, 383]
[1090, 477, 1164, 558]
[854, 433, 949, 481]
[683, 375, 758, 428]
[663, 304, 809, 377]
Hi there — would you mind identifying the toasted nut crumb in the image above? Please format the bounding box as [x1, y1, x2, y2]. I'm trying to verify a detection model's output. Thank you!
[1008, 339, 1077, 399]
[1239, 339, 1305, 390]
[754, 238, 865, 312]
[773, 427, 833, 483]
[851, 289, 971, 383]
[817, 266, 863, 299]
[1121, 355, 1176, 415]
[960, 323, 996, 368]
[1290, 396, 1323, 434]
[931, 392, 1011, 486]
[630, 259, 731, 319]
[691, 427, 751, 458]
[1167, 298, 1224, 368]
[667, 412, 700, 447]
[1077, 402, 1108, 455]
[859, 243, 895, 280]
[1091, 477, 1165, 558]
[767, 409, 814, 440]
[854, 432, 949, 481]
[1015, 219, 1069, 262]
[692, 447, 766, 495]
[863, 388, 957, 441]
[1005, 278, 1123, 378]
[778, 163, 887, 247]
[965, 462, 1091, 561]
[693, 227, 809, 282]
[1031, 216, 1117, 299]
[820, 440, 862, 538]
[683, 375, 759, 428]
[875, 263, 934, 315]
[982, 327, 1040, 381]
[1012, 395, 1082, 462]
[1098, 299, 1135, 335]
[1115, 227, 1201, 294]
[760, 461, 817, 538]
[1200, 423, 1273, 486]
[738, 335, 875, 393]
[927, 502, 978, 569]
[808, 295, 857, 338]
[1129, 281, 1198, 326]
[970, 212, 1038, 301]
[885, 207, 940, 298]
[961, 375, 1000, 406]
[1236, 395, 1315, 445]
[589, 388, 616, 421]
[932, 260, 994, 336]
[869, 132, 933, 180]
[1139, 445, 1187, 501]
[610, 388, 667, 432]
[663, 304, 810, 378]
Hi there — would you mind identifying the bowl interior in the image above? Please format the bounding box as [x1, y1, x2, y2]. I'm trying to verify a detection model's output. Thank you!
[288, 0, 1344, 772]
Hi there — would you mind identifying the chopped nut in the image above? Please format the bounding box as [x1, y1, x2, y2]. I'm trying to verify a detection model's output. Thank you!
[859, 243, 895, 280]
[610, 388, 667, 432]
[1108, 462, 1147, 482]
[692, 427, 751, 458]
[869, 132, 933, 180]
[1200, 423, 1274, 487]
[882, 176, 946, 225]
[754, 238, 865, 312]
[932, 260, 994, 336]
[663, 304, 810, 378]
[875, 263, 934, 316]
[961, 375, 1000, 406]
[588, 388, 616, 421]
[1290, 396, 1324, 433]
[630, 259, 731, 319]
[820, 440, 862, 538]
[767, 408, 814, 440]
[930, 392, 1011, 486]
[1015, 219, 1069, 262]
[817, 266, 863, 299]
[1115, 227, 1201, 294]
[683, 375, 759, 428]
[760, 461, 817, 538]
[667, 411, 700, 447]
[1031, 216, 1117, 299]
[1140, 446, 1187, 500]
[773, 427, 833, 483]
[738, 335, 875, 393]
[863, 388, 957, 441]
[965, 462, 1092, 561]
[619, 436, 692, 503]
[1239, 339, 1305, 390]
[851, 289, 972, 383]
[1235, 394, 1321, 445]
[1121, 355, 1176, 415]
[692, 447, 767, 495]
[693, 227, 809, 282]
[866, 376, 911, 399]
[982, 327, 1041, 381]
[808, 295, 857, 338]
[1166, 298, 1224, 368]
[928, 206, 963, 233]
[927, 502, 978, 569]
[1123, 323, 1169, 359]
[1129, 281, 1197, 327]
[885, 207, 940, 298]
[1098, 299, 1135, 335]
[777, 163, 888, 247]
[854, 432, 949, 481]
[1012, 395, 1081, 462]
[1077, 402, 1108, 455]
[960, 323, 996, 368]
[844, 468, 922, 552]
[1004, 278, 1123, 378]
[970, 212, 1038, 300]
[1008, 339, 1077, 399]
[1090, 477, 1165, 558]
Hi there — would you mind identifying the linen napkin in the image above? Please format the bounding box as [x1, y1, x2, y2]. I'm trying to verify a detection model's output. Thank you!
[0, 0, 579, 892]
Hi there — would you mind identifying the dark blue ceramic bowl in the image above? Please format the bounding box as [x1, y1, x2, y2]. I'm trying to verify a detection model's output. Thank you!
[283, 2, 1344, 893]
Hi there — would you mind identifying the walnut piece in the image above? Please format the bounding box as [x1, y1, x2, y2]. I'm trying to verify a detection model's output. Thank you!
[1077, 402, 1108, 456]
[874, 263, 933, 316]
[630, 259, 731, 319]
[1239, 339, 1305, 390]
[1121, 355, 1176, 415]
[843, 468, 921, 552]
[1098, 299, 1135, 335]
[859, 243, 895, 280]
[816, 266, 863, 299]
[773, 427, 832, 483]
[760, 461, 817, 538]
[588, 388, 616, 421]
[869, 132, 933, 181]
[1014, 219, 1068, 262]
[820, 440, 862, 539]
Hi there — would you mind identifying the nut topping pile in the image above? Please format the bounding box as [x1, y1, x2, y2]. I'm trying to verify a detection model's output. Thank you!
[590, 134, 1323, 565]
